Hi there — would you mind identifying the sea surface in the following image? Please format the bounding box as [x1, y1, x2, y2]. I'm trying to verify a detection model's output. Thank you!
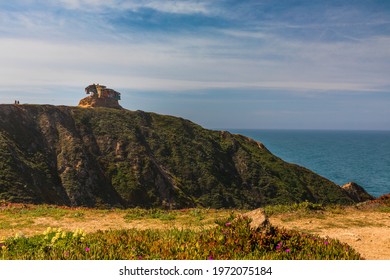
[227, 129, 390, 198]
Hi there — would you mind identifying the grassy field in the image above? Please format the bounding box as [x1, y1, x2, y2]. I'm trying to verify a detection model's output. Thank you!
[1, 200, 389, 260]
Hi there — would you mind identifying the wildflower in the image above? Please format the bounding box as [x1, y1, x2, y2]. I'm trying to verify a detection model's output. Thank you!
[285, 249, 291, 253]
[15, 232, 25, 239]
[208, 255, 213, 260]
[44, 227, 52, 235]
[85, 247, 90, 252]
[276, 242, 282, 250]
[1, 246, 7, 251]
[138, 256, 143, 260]
[225, 222, 231, 227]
[324, 241, 329, 245]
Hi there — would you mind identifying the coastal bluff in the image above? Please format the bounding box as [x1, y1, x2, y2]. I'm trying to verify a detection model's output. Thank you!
[0, 104, 371, 208]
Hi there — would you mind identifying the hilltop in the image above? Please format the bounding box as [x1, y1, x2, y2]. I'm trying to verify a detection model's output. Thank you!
[0, 104, 369, 208]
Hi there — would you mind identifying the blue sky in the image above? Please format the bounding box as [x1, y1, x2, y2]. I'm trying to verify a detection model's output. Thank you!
[0, 0, 389, 130]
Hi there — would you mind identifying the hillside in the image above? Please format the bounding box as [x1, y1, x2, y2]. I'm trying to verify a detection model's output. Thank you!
[0, 104, 363, 208]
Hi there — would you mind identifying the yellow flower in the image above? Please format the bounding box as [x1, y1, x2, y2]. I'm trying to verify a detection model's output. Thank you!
[1, 246, 7, 251]
[15, 232, 25, 239]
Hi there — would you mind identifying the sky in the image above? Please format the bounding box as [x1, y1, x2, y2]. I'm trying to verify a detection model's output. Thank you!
[0, 0, 389, 130]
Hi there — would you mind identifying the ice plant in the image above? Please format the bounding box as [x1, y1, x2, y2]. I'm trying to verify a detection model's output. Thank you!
[285, 249, 291, 253]
[85, 247, 90, 252]
[225, 222, 231, 227]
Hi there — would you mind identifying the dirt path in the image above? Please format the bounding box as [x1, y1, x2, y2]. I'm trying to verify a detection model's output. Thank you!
[269, 208, 390, 260]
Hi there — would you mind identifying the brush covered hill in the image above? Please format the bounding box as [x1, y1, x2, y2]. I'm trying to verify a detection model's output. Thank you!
[0, 104, 362, 208]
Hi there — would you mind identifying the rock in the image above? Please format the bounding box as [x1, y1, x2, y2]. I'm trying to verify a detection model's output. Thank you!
[241, 208, 269, 229]
[341, 182, 375, 203]
[78, 96, 122, 109]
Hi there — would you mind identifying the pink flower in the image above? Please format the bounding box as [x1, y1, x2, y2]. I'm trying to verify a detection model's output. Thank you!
[225, 222, 231, 227]
[208, 255, 213, 260]
[285, 249, 291, 253]
[324, 241, 329, 245]
[276, 242, 282, 250]
[85, 247, 90, 252]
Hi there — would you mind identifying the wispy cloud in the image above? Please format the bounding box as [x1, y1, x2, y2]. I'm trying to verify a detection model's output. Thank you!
[57, 0, 210, 15]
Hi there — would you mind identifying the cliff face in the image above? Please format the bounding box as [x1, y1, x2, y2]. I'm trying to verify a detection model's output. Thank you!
[0, 104, 360, 208]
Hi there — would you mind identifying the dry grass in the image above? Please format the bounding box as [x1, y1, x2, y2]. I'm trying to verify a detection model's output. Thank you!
[0, 204, 244, 240]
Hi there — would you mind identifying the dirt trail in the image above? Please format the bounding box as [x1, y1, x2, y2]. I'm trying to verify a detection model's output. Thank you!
[269, 208, 390, 260]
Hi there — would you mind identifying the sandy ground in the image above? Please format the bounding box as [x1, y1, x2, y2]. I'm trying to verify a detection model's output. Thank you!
[269, 208, 390, 260]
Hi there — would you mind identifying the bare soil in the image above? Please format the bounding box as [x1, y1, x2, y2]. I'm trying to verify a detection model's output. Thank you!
[269, 207, 390, 260]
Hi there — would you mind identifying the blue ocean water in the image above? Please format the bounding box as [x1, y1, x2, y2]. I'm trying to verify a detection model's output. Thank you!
[227, 129, 390, 198]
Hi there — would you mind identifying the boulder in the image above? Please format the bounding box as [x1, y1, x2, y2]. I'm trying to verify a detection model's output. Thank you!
[341, 182, 375, 203]
[241, 208, 269, 229]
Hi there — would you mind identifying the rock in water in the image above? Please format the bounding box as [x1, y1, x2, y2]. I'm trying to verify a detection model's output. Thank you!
[341, 182, 375, 202]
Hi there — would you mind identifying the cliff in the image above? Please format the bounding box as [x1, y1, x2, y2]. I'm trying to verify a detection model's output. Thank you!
[0, 104, 364, 208]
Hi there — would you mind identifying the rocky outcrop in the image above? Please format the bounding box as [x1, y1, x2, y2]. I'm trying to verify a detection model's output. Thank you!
[78, 96, 122, 109]
[0, 104, 361, 208]
[241, 208, 269, 229]
[341, 182, 375, 203]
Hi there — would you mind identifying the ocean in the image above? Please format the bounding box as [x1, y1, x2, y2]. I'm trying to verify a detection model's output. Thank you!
[227, 129, 390, 198]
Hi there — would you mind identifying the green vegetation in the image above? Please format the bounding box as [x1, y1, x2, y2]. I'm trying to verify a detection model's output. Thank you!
[0, 215, 361, 260]
[0, 104, 360, 209]
[264, 201, 324, 216]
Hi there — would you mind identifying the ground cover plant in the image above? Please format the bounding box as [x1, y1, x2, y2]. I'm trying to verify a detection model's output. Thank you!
[0, 215, 362, 260]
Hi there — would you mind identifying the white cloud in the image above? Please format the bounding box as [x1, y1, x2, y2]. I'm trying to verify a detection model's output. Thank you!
[127, 0, 209, 15]
[1, 1, 389, 96]
[56, 0, 210, 15]
[1, 32, 389, 94]
[57, 0, 118, 10]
